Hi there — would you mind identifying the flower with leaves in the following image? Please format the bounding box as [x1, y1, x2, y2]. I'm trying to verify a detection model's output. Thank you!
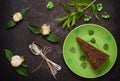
[6, 7, 30, 29]
[4, 49, 28, 77]
[28, 23, 60, 43]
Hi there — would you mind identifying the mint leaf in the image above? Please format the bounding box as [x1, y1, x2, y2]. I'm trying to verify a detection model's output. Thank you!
[21, 63, 28, 68]
[55, 16, 68, 22]
[96, 3, 103, 11]
[63, 17, 70, 28]
[4, 49, 13, 61]
[46, 1, 54, 9]
[102, 12, 110, 19]
[83, 15, 91, 22]
[91, 4, 100, 21]
[6, 20, 16, 29]
[21, 7, 30, 17]
[62, 3, 72, 13]
[16, 66, 28, 77]
[45, 34, 60, 43]
[68, 0, 90, 7]
[28, 24, 41, 35]
[71, 15, 76, 26]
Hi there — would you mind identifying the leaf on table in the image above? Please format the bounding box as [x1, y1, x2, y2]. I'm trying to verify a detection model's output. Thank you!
[76, 12, 83, 19]
[4, 49, 13, 61]
[20, 7, 30, 17]
[91, 4, 100, 21]
[45, 34, 60, 43]
[6, 20, 16, 29]
[71, 14, 76, 26]
[16, 66, 28, 77]
[28, 24, 41, 35]
[21, 63, 28, 68]
[102, 12, 110, 19]
[63, 17, 70, 28]
[55, 16, 68, 22]
[96, 3, 103, 12]
[68, 0, 90, 7]
[83, 15, 91, 22]
[46, 1, 54, 9]
[62, 3, 72, 13]
[67, 16, 72, 28]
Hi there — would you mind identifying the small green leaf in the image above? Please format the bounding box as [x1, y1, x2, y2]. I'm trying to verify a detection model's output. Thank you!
[6, 20, 16, 29]
[102, 12, 110, 19]
[71, 14, 76, 26]
[45, 34, 60, 43]
[83, 15, 91, 22]
[63, 18, 70, 28]
[76, 7, 83, 13]
[4, 49, 13, 61]
[21, 7, 30, 17]
[96, 3, 103, 12]
[91, 4, 100, 21]
[68, 0, 90, 7]
[62, 3, 72, 13]
[16, 66, 28, 77]
[55, 16, 68, 22]
[67, 16, 72, 28]
[46, 1, 54, 9]
[76, 12, 83, 19]
[28, 24, 40, 35]
[21, 63, 28, 68]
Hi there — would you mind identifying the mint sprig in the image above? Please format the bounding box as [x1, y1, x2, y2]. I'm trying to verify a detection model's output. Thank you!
[55, 0, 97, 28]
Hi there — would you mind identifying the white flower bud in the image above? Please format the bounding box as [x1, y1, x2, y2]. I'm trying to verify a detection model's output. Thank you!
[11, 55, 24, 67]
[13, 12, 23, 22]
[40, 24, 51, 35]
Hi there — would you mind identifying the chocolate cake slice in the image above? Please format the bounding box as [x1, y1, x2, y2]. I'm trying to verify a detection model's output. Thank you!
[76, 37, 109, 69]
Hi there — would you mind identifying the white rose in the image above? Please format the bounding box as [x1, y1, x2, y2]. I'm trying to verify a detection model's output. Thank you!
[11, 55, 24, 67]
[13, 12, 23, 22]
[40, 24, 51, 35]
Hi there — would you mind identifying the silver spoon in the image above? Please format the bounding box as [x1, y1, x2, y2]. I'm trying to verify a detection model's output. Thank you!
[29, 42, 62, 71]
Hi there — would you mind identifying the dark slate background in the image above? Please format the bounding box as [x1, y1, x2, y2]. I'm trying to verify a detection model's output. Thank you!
[0, 0, 120, 81]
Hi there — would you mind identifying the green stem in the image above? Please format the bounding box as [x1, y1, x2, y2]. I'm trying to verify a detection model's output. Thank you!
[82, 0, 96, 11]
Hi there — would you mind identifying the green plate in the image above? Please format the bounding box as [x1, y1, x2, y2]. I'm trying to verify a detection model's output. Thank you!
[63, 24, 117, 78]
